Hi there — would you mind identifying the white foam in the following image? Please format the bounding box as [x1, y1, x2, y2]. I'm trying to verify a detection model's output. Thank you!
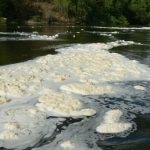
[0, 96, 11, 104]
[0, 107, 50, 149]
[60, 83, 113, 95]
[0, 32, 30, 35]
[134, 85, 145, 91]
[0, 80, 27, 97]
[33, 139, 99, 150]
[85, 31, 119, 37]
[100, 33, 112, 37]
[86, 31, 119, 34]
[96, 109, 132, 133]
[36, 89, 96, 117]
[60, 140, 75, 149]
[0, 40, 149, 149]
[25, 33, 59, 41]
[0, 32, 59, 41]
[93, 26, 150, 30]
[55, 40, 142, 54]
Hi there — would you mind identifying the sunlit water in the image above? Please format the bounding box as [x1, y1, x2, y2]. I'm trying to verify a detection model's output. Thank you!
[0, 25, 150, 150]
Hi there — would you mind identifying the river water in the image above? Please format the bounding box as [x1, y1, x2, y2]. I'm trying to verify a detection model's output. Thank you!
[0, 26, 150, 150]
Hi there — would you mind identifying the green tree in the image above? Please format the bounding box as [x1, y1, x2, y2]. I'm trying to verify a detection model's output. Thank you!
[53, 0, 71, 17]
[128, 0, 150, 25]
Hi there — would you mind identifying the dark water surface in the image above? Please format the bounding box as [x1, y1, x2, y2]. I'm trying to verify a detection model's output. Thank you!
[0, 25, 150, 150]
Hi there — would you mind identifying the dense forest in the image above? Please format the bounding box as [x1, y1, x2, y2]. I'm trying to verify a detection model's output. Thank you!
[0, 0, 150, 26]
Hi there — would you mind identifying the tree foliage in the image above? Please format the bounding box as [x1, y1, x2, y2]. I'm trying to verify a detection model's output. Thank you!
[0, 0, 150, 25]
[0, 0, 39, 22]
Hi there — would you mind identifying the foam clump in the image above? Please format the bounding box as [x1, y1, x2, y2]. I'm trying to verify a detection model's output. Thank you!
[0, 71, 43, 97]
[36, 42, 149, 82]
[60, 83, 113, 95]
[0, 41, 149, 149]
[0, 107, 48, 149]
[4, 122, 20, 130]
[28, 33, 59, 41]
[93, 26, 150, 30]
[36, 89, 96, 117]
[100, 33, 112, 37]
[0, 32, 59, 41]
[60, 140, 75, 149]
[134, 85, 145, 91]
[49, 73, 70, 82]
[0, 131, 18, 140]
[96, 109, 132, 133]
[0, 96, 11, 104]
[0, 80, 26, 97]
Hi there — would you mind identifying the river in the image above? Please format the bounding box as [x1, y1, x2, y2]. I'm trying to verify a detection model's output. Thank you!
[0, 25, 150, 150]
